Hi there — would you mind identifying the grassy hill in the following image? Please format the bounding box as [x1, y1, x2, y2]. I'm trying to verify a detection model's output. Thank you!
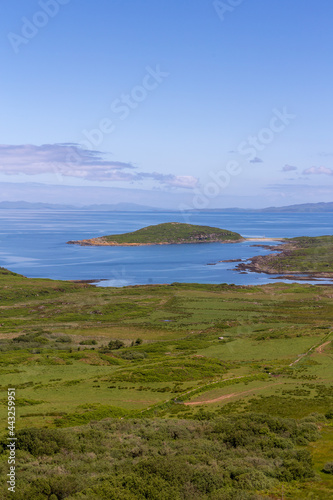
[68, 222, 243, 246]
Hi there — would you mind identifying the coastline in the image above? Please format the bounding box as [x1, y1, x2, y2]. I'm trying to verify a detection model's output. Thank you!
[67, 237, 245, 246]
[67, 236, 285, 247]
[235, 239, 333, 281]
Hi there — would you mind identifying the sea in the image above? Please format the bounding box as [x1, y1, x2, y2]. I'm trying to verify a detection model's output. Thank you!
[0, 210, 332, 287]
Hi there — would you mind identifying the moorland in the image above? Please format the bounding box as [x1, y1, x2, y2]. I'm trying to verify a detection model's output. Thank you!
[0, 259, 333, 498]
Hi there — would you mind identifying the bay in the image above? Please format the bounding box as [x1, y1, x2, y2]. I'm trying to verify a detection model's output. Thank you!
[0, 210, 332, 286]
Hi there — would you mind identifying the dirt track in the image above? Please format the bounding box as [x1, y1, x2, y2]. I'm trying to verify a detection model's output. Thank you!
[315, 340, 331, 354]
[184, 383, 280, 406]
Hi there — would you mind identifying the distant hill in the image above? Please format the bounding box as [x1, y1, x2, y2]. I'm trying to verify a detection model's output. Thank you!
[67, 222, 243, 246]
[84, 203, 164, 212]
[0, 201, 333, 212]
[256, 202, 333, 213]
[0, 201, 161, 211]
[189, 202, 333, 213]
[0, 201, 77, 210]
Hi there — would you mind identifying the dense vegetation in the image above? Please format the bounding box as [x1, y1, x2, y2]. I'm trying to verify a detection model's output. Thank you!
[67, 222, 243, 246]
[0, 268, 332, 498]
[0, 414, 323, 499]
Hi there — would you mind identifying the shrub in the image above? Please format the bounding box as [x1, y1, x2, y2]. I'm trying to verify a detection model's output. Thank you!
[55, 335, 72, 343]
[120, 351, 147, 360]
[107, 339, 125, 350]
[236, 470, 275, 491]
[79, 339, 98, 345]
[25, 476, 84, 499]
[322, 462, 333, 474]
[13, 332, 49, 344]
[15, 428, 72, 456]
[325, 409, 333, 419]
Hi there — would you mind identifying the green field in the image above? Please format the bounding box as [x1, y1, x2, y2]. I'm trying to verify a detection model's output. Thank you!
[0, 267, 333, 498]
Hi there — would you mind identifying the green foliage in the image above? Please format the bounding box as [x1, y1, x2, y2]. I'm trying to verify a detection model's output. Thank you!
[20, 476, 84, 500]
[0, 267, 332, 498]
[9, 428, 72, 456]
[107, 339, 125, 350]
[55, 335, 72, 343]
[325, 409, 333, 419]
[12, 330, 50, 344]
[120, 351, 147, 360]
[0, 414, 319, 499]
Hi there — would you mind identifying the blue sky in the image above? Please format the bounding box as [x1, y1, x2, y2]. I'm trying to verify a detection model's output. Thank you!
[1, 0, 333, 208]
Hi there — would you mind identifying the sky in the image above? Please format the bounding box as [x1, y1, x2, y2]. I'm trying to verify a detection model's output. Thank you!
[0, 0, 333, 209]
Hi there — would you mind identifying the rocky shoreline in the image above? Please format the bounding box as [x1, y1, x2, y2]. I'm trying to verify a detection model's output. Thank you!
[67, 237, 244, 246]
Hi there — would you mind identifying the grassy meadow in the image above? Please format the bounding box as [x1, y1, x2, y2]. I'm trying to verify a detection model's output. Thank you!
[0, 266, 333, 498]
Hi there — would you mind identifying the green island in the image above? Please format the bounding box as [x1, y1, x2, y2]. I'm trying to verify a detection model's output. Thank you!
[67, 222, 243, 246]
[238, 235, 333, 279]
[0, 265, 333, 499]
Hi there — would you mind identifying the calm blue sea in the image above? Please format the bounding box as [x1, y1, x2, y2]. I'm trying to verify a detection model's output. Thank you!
[0, 211, 332, 287]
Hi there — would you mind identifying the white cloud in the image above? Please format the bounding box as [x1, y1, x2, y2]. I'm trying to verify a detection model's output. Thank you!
[303, 166, 333, 176]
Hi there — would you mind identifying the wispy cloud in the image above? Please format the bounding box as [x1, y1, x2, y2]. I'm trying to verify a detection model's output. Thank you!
[0, 144, 134, 177]
[282, 164, 297, 172]
[250, 157, 263, 164]
[0, 144, 198, 189]
[303, 166, 333, 176]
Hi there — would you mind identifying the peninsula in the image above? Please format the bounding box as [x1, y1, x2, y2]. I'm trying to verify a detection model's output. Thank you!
[237, 235, 333, 279]
[67, 222, 243, 246]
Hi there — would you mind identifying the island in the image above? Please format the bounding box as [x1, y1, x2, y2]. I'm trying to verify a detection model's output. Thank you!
[67, 222, 244, 246]
[236, 235, 333, 279]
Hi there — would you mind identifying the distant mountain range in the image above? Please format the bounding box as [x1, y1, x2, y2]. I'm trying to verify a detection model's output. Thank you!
[0, 201, 333, 212]
[0, 201, 162, 211]
[190, 202, 333, 213]
[260, 202, 333, 213]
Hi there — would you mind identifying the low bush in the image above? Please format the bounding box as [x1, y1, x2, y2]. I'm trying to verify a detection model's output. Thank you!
[322, 462, 333, 474]
[79, 339, 97, 345]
